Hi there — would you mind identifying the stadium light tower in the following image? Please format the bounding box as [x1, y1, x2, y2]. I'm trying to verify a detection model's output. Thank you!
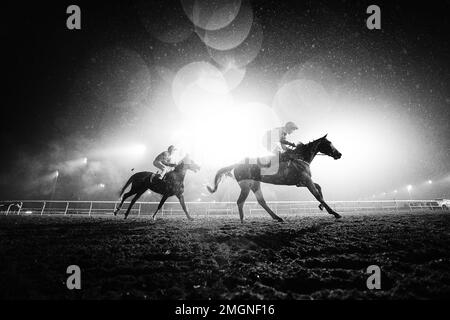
[428, 180, 432, 184]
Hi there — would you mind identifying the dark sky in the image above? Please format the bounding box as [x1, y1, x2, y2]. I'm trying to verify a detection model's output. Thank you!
[1, 0, 449, 200]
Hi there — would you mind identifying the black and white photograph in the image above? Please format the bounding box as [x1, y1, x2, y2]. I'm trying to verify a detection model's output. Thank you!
[0, 0, 449, 313]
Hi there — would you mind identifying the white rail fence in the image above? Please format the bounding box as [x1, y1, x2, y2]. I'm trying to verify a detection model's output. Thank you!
[0, 199, 447, 217]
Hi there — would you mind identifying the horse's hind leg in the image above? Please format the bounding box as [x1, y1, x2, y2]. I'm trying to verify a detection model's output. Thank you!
[306, 181, 341, 219]
[250, 181, 283, 222]
[237, 181, 251, 223]
[124, 191, 144, 219]
[114, 191, 134, 216]
[314, 183, 324, 211]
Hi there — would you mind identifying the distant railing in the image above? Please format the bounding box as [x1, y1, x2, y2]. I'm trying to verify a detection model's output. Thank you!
[0, 199, 446, 217]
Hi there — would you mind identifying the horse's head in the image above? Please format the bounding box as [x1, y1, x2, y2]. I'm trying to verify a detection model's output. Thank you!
[317, 134, 342, 160]
[180, 155, 200, 172]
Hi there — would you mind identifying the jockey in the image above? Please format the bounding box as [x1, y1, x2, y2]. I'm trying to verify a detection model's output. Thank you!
[263, 121, 299, 154]
[153, 145, 177, 179]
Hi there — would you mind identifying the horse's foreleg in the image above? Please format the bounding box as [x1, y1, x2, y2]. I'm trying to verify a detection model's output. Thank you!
[124, 191, 144, 219]
[306, 181, 341, 219]
[237, 181, 251, 223]
[177, 194, 193, 221]
[152, 194, 169, 220]
[251, 182, 283, 222]
[114, 191, 134, 216]
[314, 183, 324, 211]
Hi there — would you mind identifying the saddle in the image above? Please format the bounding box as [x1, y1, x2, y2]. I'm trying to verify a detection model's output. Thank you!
[148, 172, 166, 184]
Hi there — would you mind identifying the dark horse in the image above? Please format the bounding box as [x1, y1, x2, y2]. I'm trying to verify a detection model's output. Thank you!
[114, 155, 200, 220]
[207, 134, 342, 222]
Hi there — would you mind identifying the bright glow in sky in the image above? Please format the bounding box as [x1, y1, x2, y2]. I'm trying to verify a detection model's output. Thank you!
[90, 143, 147, 161]
[173, 102, 280, 166]
[171, 61, 280, 166]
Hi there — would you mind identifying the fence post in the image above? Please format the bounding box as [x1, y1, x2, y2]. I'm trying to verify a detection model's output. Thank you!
[138, 203, 141, 217]
[41, 202, 46, 215]
[64, 202, 69, 215]
[6, 204, 12, 215]
[17, 202, 23, 215]
[88, 202, 93, 216]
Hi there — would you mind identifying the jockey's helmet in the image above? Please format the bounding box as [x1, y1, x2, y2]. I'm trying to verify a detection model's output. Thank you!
[285, 121, 298, 132]
[168, 145, 175, 152]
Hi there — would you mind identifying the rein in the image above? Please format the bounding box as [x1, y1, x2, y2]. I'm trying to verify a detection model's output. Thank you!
[289, 153, 328, 166]
[293, 158, 311, 166]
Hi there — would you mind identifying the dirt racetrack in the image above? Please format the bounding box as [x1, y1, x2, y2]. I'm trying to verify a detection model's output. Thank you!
[0, 212, 449, 299]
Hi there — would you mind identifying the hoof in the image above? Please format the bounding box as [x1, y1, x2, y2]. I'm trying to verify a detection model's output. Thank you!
[274, 217, 284, 222]
[334, 213, 342, 219]
[318, 204, 324, 211]
[188, 217, 194, 221]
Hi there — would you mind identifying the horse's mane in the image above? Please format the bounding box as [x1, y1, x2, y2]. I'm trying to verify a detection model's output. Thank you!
[295, 136, 324, 150]
[282, 136, 325, 163]
[173, 156, 191, 171]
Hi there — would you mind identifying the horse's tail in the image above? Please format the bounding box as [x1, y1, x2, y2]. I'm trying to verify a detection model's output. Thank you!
[118, 175, 133, 197]
[207, 165, 235, 194]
